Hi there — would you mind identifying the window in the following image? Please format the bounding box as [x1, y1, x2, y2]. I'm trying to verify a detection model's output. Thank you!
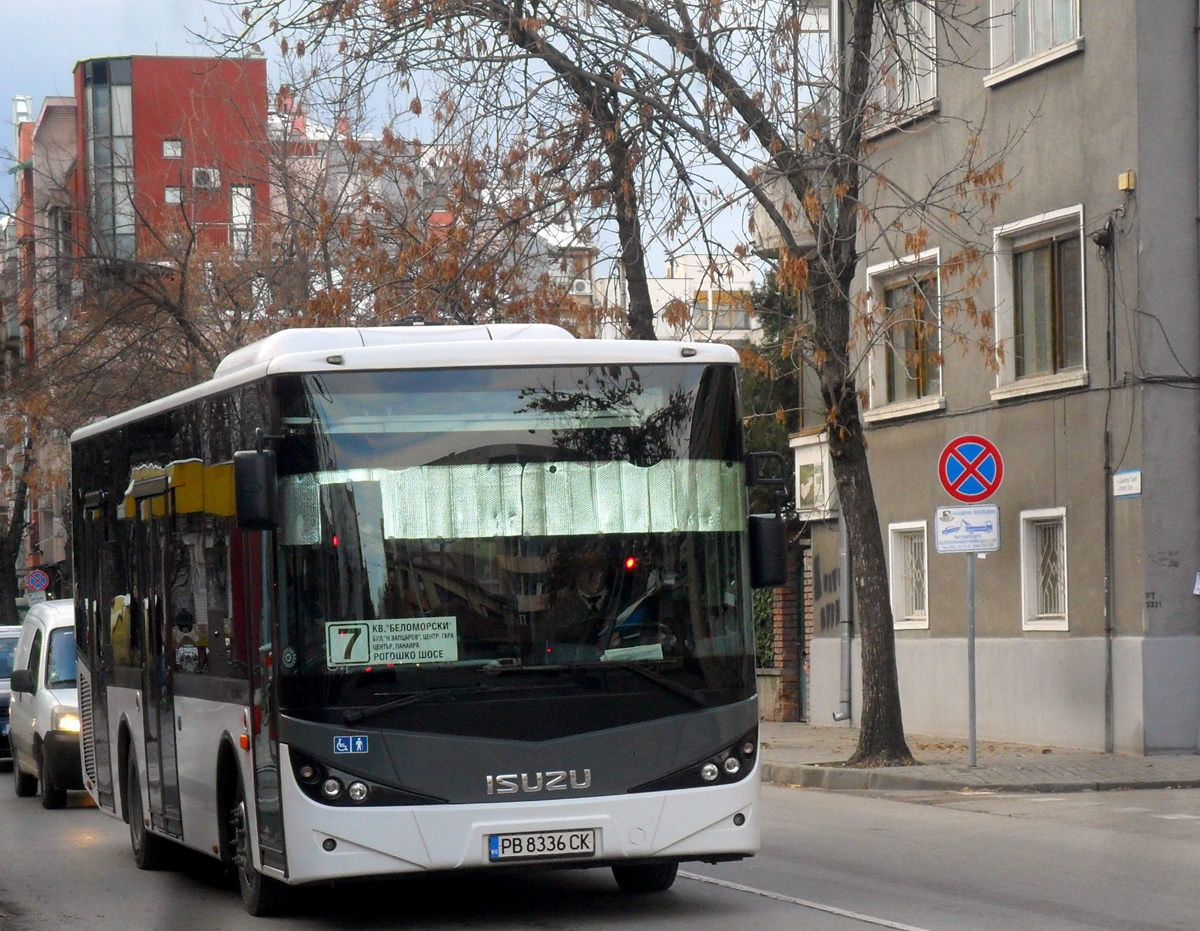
[889, 521, 928, 630]
[866, 249, 944, 417]
[46, 627, 76, 688]
[230, 184, 253, 254]
[0, 634, 16, 679]
[48, 206, 71, 319]
[883, 276, 939, 402]
[992, 206, 1085, 396]
[84, 57, 135, 260]
[26, 629, 43, 695]
[989, 0, 1080, 80]
[162, 139, 182, 159]
[872, 1, 936, 118]
[1020, 507, 1068, 630]
[164, 186, 182, 206]
[1014, 234, 1082, 377]
[791, 430, 835, 520]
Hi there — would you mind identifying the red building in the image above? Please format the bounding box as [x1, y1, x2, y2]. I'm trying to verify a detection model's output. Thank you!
[72, 55, 269, 261]
[1, 55, 270, 596]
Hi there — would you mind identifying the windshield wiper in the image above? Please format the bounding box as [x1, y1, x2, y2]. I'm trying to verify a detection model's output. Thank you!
[342, 680, 580, 725]
[343, 686, 483, 725]
[476, 659, 708, 707]
[569, 661, 707, 707]
[612, 662, 707, 706]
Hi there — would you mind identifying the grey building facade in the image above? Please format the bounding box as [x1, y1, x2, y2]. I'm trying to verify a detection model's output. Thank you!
[804, 1, 1200, 754]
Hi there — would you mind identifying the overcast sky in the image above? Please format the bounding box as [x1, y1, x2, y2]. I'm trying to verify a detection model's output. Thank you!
[0, 0, 236, 167]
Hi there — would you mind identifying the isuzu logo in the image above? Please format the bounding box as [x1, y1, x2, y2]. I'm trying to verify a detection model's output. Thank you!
[486, 769, 593, 795]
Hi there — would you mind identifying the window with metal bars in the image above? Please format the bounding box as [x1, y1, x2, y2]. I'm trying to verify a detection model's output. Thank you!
[1034, 519, 1065, 618]
[889, 522, 928, 629]
[1021, 508, 1067, 630]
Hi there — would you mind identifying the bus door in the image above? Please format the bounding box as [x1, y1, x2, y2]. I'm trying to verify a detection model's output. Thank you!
[77, 496, 115, 810]
[132, 485, 183, 838]
[232, 528, 286, 872]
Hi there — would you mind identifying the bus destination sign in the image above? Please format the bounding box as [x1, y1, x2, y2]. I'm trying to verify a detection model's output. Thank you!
[326, 617, 460, 668]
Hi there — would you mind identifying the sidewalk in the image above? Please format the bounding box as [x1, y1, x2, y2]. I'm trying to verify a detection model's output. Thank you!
[759, 722, 1200, 792]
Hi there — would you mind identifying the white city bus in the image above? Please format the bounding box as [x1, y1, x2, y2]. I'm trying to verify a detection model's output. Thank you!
[71, 324, 785, 915]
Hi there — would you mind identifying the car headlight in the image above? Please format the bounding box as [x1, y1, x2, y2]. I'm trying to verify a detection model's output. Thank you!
[51, 707, 81, 733]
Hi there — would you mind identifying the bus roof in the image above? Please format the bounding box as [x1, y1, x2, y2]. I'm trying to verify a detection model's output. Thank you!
[70, 324, 740, 443]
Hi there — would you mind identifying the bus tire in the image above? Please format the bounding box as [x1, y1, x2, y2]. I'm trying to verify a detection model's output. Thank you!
[612, 860, 679, 893]
[127, 757, 171, 870]
[13, 758, 37, 797]
[231, 779, 287, 917]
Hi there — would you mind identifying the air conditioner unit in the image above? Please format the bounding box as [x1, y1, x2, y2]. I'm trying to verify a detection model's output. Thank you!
[192, 167, 221, 190]
[571, 279, 591, 295]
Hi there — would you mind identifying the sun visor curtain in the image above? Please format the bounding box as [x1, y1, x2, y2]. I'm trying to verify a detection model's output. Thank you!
[280, 460, 746, 544]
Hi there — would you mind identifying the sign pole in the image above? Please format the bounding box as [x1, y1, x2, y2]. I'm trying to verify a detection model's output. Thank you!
[937, 434, 1005, 772]
[966, 553, 977, 768]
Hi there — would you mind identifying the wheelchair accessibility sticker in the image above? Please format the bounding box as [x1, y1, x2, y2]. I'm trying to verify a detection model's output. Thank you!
[334, 735, 369, 754]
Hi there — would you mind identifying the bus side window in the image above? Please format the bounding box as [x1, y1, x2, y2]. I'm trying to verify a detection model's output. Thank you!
[204, 516, 233, 677]
[169, 531, 203, 675]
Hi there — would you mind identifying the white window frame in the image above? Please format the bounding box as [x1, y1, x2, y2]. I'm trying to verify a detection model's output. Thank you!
[987, 0, 1083, 88]
[889, 520, 929, 630]
[791, 429, 835, 521]
[230, 184, 254, 254]
[162, 139, 183, 159]
[1020, 506, 1068, 631]
[164, 186, 182, 206]
[991, 206, 1087, 400]
[869, 1, 938, 129]
[864, 247, 945, 422]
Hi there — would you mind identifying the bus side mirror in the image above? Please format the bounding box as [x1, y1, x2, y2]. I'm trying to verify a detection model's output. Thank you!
[745, 451, 792, 516]
[234, 449, 279, 531]
[749, 514, 788, 589]
[10, 668, 34, 694]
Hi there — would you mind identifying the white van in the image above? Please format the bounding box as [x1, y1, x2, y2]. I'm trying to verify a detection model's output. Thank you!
[8, 600, 82, 808]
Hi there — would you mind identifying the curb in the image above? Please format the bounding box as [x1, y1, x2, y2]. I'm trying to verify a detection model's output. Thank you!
[761, 762, 1200, 793]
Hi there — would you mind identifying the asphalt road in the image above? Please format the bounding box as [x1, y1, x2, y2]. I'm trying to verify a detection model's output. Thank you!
[1, 770, 1197, 931]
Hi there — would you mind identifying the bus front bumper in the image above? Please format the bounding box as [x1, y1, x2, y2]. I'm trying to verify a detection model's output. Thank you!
[275, 743, 760, 885]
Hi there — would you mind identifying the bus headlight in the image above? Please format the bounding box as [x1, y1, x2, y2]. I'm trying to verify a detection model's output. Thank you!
[347, 781, 369, 802]
[630, 727, 759, 793]
[321, 778, 343, 799]
[52, 708, 81, 733]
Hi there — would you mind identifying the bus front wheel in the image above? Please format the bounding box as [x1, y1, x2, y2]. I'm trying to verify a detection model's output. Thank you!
[231, 780, 288, 917]
[612, 860, 679, 893]
[127, 757, 171, 870]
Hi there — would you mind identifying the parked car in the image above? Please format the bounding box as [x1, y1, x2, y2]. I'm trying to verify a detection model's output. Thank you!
[8, 600, 81, 808]
[1, 624, 21, 762]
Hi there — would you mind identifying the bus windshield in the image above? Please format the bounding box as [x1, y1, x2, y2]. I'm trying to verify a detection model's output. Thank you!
[273, 363, 752, 736]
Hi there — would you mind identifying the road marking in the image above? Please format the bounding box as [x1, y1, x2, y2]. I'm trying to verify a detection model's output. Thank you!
[1113, 807, 1151, 813]
[680, 871, 935, 931]
[1152, 813, 1200, 820]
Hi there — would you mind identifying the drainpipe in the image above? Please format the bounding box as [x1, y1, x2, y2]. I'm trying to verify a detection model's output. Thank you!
[833, 506, 853, 722]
